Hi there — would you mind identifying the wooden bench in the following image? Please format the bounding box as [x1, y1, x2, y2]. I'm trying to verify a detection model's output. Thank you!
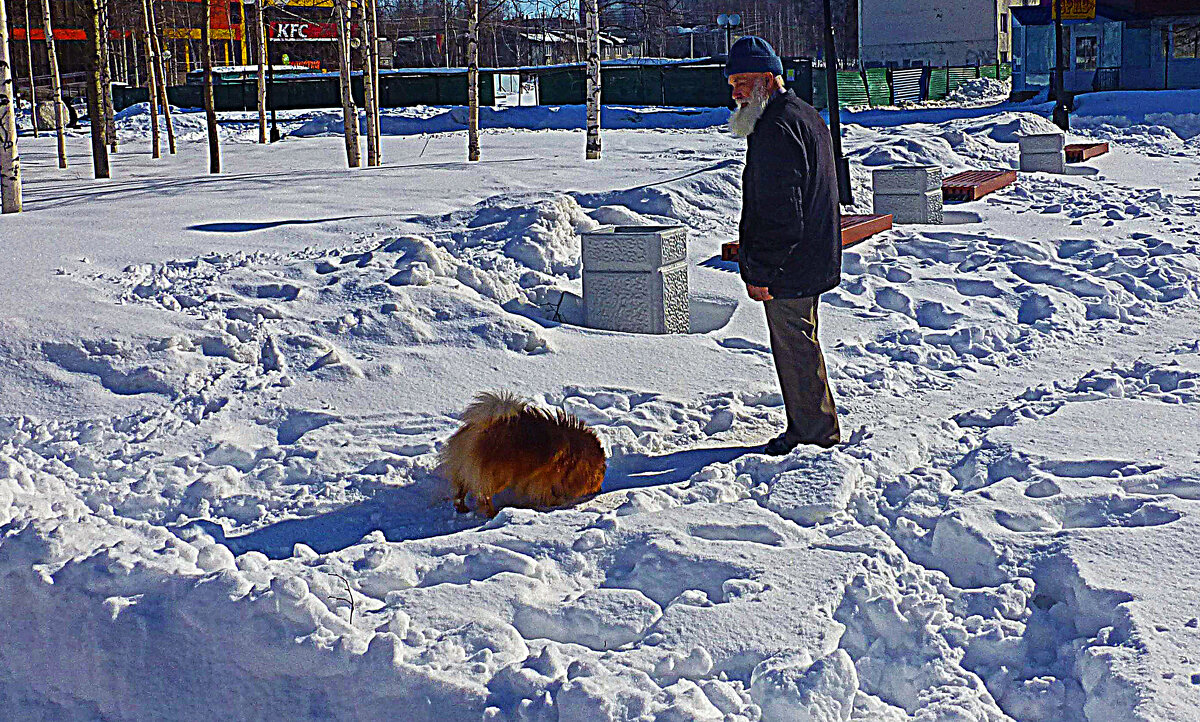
[1065, 142, 1110, 163]
[841, 214, 893, 248]
[720, 213, 894, 261]
[942, 170, 1018, 202]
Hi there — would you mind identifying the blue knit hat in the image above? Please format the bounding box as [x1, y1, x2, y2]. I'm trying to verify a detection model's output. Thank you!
[724, 36, 784, 78]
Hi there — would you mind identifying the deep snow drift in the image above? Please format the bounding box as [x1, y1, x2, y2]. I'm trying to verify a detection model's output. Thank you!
[2, 90, 1200, 722]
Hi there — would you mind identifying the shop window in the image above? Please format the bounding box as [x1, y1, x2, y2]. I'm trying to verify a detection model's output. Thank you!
[1075, 35, 1098, 70]
[1174, 23, 1200, 59]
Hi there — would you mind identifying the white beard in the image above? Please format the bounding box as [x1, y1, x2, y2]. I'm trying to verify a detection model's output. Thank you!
[729, 91, 769, 138]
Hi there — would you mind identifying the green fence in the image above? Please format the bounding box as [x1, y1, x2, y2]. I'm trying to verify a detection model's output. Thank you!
[536, 63, 739, 108]
[113, 70, 495, 113]
[111, 61, 1009, 114]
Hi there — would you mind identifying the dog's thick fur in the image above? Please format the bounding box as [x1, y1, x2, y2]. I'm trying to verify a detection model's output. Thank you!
[438, 392, 607, 517]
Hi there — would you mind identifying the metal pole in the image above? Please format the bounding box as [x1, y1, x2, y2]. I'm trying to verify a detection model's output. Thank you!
[822, 0, 850, 204]
[1052, 0, 1069, 129]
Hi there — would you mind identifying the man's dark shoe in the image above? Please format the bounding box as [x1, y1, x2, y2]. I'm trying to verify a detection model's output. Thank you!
[764, 433, 840, 455]
[763, 434, 798, 456]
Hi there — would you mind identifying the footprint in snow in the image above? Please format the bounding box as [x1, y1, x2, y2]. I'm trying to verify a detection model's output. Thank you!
[719, 337, 771, 354]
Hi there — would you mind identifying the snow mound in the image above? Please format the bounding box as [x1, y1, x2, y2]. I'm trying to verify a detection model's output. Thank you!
[946, 77, 1011, 105]
[112, 102, 260, 144]
[292, 104, 732, 137]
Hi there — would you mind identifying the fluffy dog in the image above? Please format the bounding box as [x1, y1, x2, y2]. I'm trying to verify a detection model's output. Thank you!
[438, 392, 606, 517]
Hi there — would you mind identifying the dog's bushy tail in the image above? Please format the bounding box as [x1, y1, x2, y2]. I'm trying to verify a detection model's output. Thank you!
[460, 391, 528, 427]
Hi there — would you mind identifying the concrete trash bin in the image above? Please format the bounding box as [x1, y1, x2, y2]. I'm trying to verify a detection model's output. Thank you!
[1019, 132, 1066, 174]
[872, 165, 943, 224]
[581, 225, 689, 334]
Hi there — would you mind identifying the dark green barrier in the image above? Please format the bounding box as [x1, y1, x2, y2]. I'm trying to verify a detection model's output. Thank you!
[928, 68, 949, 100]
[113, 71, 493, 113]
[663, 65, 730, 107]
[538, 67, 586, 105]
[864, 67, 891, 106]
[837, 71, 870, 107]
[606, 66, 662, 105]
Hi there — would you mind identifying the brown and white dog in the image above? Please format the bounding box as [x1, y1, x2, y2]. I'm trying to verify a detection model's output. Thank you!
[438, 392, 607, 517]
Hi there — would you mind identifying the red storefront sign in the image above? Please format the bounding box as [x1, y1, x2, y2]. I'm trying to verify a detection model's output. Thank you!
[11, 28, 89, 41]
[269, 22, 351, 41]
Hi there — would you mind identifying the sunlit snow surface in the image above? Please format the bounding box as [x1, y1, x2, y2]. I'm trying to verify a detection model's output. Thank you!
[2, 91, 1200, 721]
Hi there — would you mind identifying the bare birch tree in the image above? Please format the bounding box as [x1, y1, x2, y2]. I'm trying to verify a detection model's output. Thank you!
[100, 0, 116, 153]
[85, 0, 111, 178]
[23, 0, 37, 139]
[358, 0, 378, 165]
[367, 0, 380, 160]
[140, 0, 161, 158]
[1, 0, 22, 212]
[40, 0, 68, 167]
[150, 0, 176, 153]
[335, 0, 360, 168]
[584, 0, 600, 160]
[255, 0, 267, 144]
[201, 0, 220, 173]
[467, 0, 479, 161]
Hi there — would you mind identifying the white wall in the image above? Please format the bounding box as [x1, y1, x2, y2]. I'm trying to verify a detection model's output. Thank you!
[860, 0, 1002, 66]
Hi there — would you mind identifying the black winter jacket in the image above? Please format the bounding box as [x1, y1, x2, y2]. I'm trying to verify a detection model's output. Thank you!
[738, 89, 841, 299]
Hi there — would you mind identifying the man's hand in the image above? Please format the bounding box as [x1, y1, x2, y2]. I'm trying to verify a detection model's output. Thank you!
[746, 284, 773, 302]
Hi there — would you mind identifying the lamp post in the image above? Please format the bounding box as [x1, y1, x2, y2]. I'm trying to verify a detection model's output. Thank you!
[822, 0, 851, 204]
[676, 26, 699, 59]
[716, 13, 741, 55]
[1052, 0, 1069, 129]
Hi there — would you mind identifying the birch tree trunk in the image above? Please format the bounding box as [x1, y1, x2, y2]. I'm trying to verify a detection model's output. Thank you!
[467, 0, 479, 161]
[150, 0, 175, 154]
[85, 0, 110, 178]
[140, 0, 160, 158]
[367, 0, 379, 160]
[23, 0, 38, 138]
[357, 0, 378, 165]
[41, 0, 68, 167]
[0, 0, 22, 212]
[584, 0, 601, 160]
[255, 0, 267, 144]
[100, 0, 116, 152]
[201, 0, 220, 173]
[335, 0, 360, 168]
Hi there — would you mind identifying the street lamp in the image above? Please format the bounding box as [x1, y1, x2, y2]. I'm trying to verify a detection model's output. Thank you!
[1052, 0, 1070, 129]
[822, 0, 852, 204]
[676, 26, 701, 59]
[716, 13, 741, 56]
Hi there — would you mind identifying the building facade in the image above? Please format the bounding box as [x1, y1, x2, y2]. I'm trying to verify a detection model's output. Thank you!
[1011, 0, 1200, 94]
[858, 0, 1038, 67]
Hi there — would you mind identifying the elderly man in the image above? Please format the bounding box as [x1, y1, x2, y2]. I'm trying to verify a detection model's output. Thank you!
[726, 36, 842, 455]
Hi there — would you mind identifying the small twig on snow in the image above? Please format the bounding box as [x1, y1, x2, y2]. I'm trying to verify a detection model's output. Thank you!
[328, 572, 355, 626]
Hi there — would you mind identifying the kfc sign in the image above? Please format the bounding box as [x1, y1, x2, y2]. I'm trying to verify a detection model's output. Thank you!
[269, 22, 339, 41]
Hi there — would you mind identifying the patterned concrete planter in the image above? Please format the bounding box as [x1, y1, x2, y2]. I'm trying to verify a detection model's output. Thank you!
[872, 166, 944, 224]
[582, 225, 689, 334]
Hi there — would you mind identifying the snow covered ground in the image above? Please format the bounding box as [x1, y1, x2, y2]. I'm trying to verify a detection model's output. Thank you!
[2, 90, 1200, 722]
